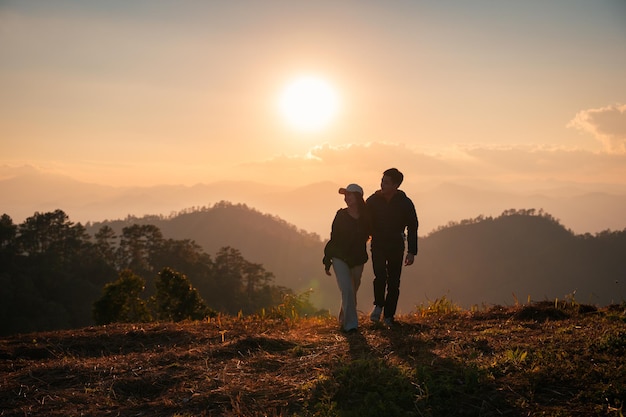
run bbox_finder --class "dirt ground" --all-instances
[1,302,625,416]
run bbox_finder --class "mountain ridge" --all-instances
[84,205,626,313]
[2,166,626,236]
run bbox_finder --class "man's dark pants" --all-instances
[371,243,404,319]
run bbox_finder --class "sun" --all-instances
[278,75,340,133]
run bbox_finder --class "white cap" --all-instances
[338,183,364,196]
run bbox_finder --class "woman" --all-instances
[323,183,371,333]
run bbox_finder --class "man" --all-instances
[366,168,418,326]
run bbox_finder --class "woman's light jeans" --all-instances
[331,258,364,331]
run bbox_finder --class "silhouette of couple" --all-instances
[323,168,418,332]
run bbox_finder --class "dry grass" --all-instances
[1,302,625,416]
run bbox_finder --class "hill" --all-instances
[407,210,626,309]
[3,203,625,337]
[85,202,336,310]
[3,165,626,237]
[1,303,625,416]
[86,206,626,315]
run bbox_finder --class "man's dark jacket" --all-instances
[366,190,418,254]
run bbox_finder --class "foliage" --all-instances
[85,201,332,312]
[264,288,321,320]
[152,267,211,321]
[92,269,151,325]
[415,208,626,308]
[117,224,163,277]
[91,204,626,313]
[0,210,115,335]
[0,209,298,335]
[210,246,281,315]
[415,295,462,316]
[3,205,626,336]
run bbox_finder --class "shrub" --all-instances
[152,267,211,321]
[93,269,151,325]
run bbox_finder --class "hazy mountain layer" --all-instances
[3,166,626,238]
[4,167,625,313]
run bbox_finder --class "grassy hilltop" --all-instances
[1,301,625,417]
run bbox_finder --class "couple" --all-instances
[323,168,419,332]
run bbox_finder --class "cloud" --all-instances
[568,104,626,153]
[463,145,626,184]
[5,142,626,194]
[308,142,459,175]
[239,142,626,188]
[238,142,464,186]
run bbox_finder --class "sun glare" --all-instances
[278,75,340,133]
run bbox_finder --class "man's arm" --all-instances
[405,199,419,260]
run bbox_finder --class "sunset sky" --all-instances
[1,1,626,192]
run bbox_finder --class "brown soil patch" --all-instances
[1,303,624,416]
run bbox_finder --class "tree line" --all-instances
[0,209,312,336]
[4,206,623,336]
[414,209,626,308]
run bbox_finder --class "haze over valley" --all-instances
[3,165,626,239]
[3,171,624,327]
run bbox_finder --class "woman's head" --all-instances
[339,183,365,209]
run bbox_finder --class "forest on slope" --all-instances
[1,203,624,335]
[0,206,320,336]
[412,210,626,308]
[88,204,625,310]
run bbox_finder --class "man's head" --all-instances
[381,168,403,197]
[383,168,403,186]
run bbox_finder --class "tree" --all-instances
[152,238,212,278]
[94,225,117,267]
[210,246,247,312]
[0,214,17,277]
[242,261,279,313]
[207,246,286,314]
[117,224,163,277]
[2,210,301,334]
[153,267,210,321]
[17,210,89,258]
[93,270,151,325]
[0,214,17,252]
[10,210,103,331]
[0,214,18,335]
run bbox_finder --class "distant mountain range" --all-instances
[2,165,626,239]
[3,166,626,312]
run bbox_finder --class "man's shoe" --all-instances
[370,305,383,322]
[383,317,394,327]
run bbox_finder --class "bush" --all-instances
[152,267,211,321]
[93,270,151,325]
